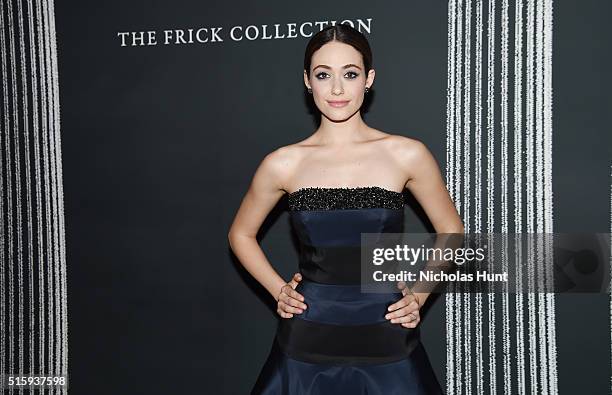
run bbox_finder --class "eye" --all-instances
[315,72,329,80]
[345,71,359,79]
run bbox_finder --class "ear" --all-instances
[366,68,376,89]
[303,69,311,90]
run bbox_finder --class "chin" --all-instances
[323,107,359,121]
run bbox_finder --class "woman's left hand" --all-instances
[385,281,423,328]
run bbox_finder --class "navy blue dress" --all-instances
[252,187,444,395]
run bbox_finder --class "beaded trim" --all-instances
[287,186,404,211]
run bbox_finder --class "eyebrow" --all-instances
[312,63,362,71]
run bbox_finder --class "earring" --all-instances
[365,86,370,94]
[307,88,312,94]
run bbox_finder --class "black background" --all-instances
[55,1,611,393]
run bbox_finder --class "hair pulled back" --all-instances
[303,24,372,79]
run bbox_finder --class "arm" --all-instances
[402,140,465,235]
[401,139,465,307]
[386,138,465,328]
[228,148,289,299]
[227,148,307,316]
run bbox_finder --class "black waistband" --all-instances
[276,317,421,365]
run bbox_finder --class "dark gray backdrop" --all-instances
[55,1,611,394]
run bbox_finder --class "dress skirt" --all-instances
[251,280,444,395]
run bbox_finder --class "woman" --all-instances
[228,24,464,394]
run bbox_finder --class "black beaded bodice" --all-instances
[287,186,405,211]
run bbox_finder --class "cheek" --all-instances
[345,85,365,102]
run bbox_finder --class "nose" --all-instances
[331,77,344,95]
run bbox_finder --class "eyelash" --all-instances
[315,71,359,80]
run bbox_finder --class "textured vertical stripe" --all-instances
[474,1,484,391]
[500,0,511,392]
[525,0,538,391]
[445,1,457,393]
[6,0,19,384]
[446,1,557,393]
[455,2,464,393]
[462,0,472,392]
[543,1,558,392]
[35,0,49,379]
[16,0,35,380]
[535,1,550,393]
[514,1,526,393]
[455,0,463,222]
[48,0,67,378]
[1,0,67,392]
[486,1,497,393]
[0,0,9,380]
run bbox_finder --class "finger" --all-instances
[397,281,407,290]
[402,285,415,297]
[388,295,416,312]
[281,284,304,304]
[281,284,293,295]
[401,317,420,328]
[279,301,303,314]
[390,312,419,324]
[285,295,307,310]
[278,292,289,304]
[288,273,302,289]
[279,300,302,314]
[278,292,306,310]
[386,305,419,320]
[387,294,419,311]
[286,288,306,305]
[277,308,293,319]
[402,285,416,297]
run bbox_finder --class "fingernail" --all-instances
[385,314,390,319]
[391,319,397,323]
[388,306,393,311]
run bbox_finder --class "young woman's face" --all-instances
[304,41,374,122]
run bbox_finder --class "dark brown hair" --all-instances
[303,24,373,79]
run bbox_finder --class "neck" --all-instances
[313,111,370,146]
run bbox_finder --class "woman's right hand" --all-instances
[276,273,307,318]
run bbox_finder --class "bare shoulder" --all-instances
[374,133,439,184]
[378,133,429,163]
[258,142,308,192]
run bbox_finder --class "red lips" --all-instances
[327,100,350,108]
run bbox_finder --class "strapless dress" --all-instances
[251,186,444,395]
